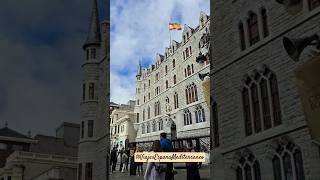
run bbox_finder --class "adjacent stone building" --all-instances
[110,100,136,150]
[0,122,79,180]
[78,0,110,179]
[210,0,320,179]
[134,12,211,147]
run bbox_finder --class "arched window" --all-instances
[158,119,163,131]
[242,69,282,136]
[174,92,179,109]
[143,109,145,121]
[187,65,191,76]
[147,106,150,119]
[146,122,150,133]
[261,8,269,38]
[141,124,145,134]
[247,12,260,45]
[89,83,95,99]
[184,109,192,125]
[165,65,168,74]
[172,59,176,69]
[251,83,261,133]
[186,88,189,104]
[195,105,206,123]
[272,143,305,180]
[152,121,156,132]
[82,83,86,100]
[235,154,261,180]
[239,22,246,50]
[166,80,169,89]
[186,48,189,57]
[191,64,194,73]
[173,75,177,84]
[189,46,192,55]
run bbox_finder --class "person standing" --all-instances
[110,147,118,173]
[119,148,124,171]
[159,133,174,180]
[129,146,137,176]
[185,141,200,180]
[121,151,129,173]
[136,147,144,176]
[144,140,166,180]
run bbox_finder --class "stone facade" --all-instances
[210,0,320,179]
[110,101,137,150]
[134,12,211,143]
[78,0,109,179]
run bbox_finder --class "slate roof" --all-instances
[83,0,101,49]
[0,127,30,139]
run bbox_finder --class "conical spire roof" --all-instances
[83,0,101,49]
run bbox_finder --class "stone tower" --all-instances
[78,0,109,179]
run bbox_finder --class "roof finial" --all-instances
[83,0,101,50]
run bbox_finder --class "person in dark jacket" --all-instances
[160,133,174,180]
[129,146,137,176]
[110,147,118,173]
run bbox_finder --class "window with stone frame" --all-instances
[90,48,96,59]
[239,22,246,51]
[174,92,179,109]
[247,12,260,46]
[183,109,192,125]
[85,163,93,180]
[166,80,169,89]
[189,46,192,56]
[165,65,168,74]
[241,67,282,136]
[261,8,269,38]
[158,119,163,130]
[87,120,94,137]
[186,83,198,104]
[136,113,140,123]
[148,92,150,100]
[86,50,89,60]
[82,83,86,100]
[186,47,189,58]
[146,122,150,133]
[172,59,176,69]
[81,121,85,138]
[272,142,305,180]
[235,154,261,180]
[152,121,156,132]
[143,109,145,121]
[173,75,177,84]
[308,0,320,10]
[141,124,145,134]
[147,106,151,119]
[195,105,206,123]
[88,83,94,99]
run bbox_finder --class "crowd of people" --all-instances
[110,132,201,180]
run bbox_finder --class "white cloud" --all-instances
[110,0,210,104]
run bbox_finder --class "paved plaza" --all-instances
[109,163,210,180]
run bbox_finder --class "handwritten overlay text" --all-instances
[134,152,206,162]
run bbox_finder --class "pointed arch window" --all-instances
[184,109,192,125]
[166,80,169,89]
[146,122,150,133]
[261,8,269,38]
[165,65,168,74]
[195,105,205,123]
[173,75,177,84]
[141,124,145,134]
[186,48,189,57]
[89,83,94,99]
[172,59,176,69]
[189,46,192,56]
[152,121,156,132]
[242,68,282,136]
[239,22,246,51]
[235,154,261,180]
[174,92,179,109]
[247,12,260,46]
[272,143,305,180]
[158,119,163,131]
[147,106,151,119]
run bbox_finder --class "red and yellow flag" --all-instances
[169,23,182,30]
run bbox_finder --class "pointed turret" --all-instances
[83,0,101,50]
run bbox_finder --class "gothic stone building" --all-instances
[78,0,110,179]
[210,0,320,179]
[134,12,211,148]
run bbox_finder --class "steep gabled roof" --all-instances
[83,0,101,49]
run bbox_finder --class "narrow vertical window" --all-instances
[172,59,175,69]
[191,64,194,73]
[251,84,262,133]
[189,46,192,55]
[78,163,82,180]
[186,88,189,104]
[270,74,281,126]
[294,149,305,180]
[260,79,271,129]
[239,22,246,50]
[247,12,260,45]
[81,121,84,138]
[86,50,89,60]
[85,163,93,180]
[89,83,94,99]
[82,84,86,100]
[148,106,150,119]
[165,65,168,74]
[186,48,189,57]
[244,164,252,180]
[253,161,261,180]
[173,75,176,84]
[283,153,293,180]
[136,113,139,123]
[242,88,252,136]
[261,8,269,37]
[166,80,169,89]
[88,120,94,137]
[143,109,145,121]
[272,156,282,180]
[236,167,243,180]
[90,48,96,59]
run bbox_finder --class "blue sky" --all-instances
[110,0,210,104]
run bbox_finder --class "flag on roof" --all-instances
[169,23,182,30]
